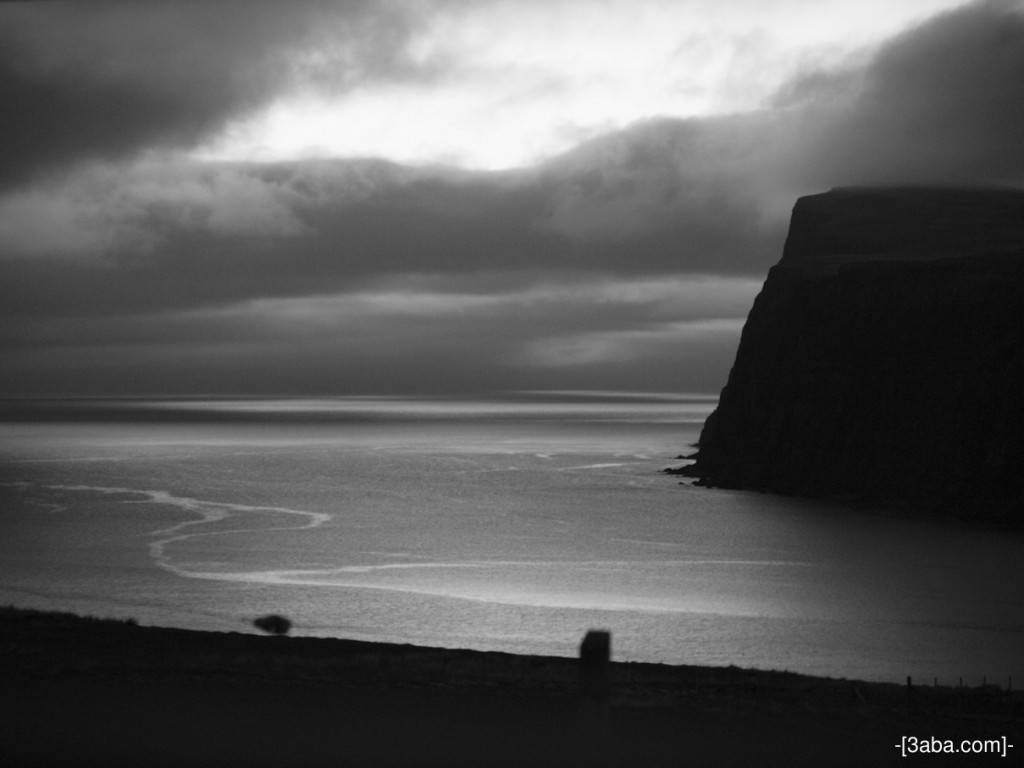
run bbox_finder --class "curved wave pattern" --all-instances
[38,483,331,578]
[24,483,813,617]
[159,555,816,617]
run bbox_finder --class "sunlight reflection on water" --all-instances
[1,395,1021,684]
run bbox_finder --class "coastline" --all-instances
[3,607,1019,767]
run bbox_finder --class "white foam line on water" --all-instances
[612,538,685,549]
[33,482,331,579]
[310,558,818,573]
[156,567,782,617]
[164,557,816,594]
[19,483,813,608]
[2,457,130,464]
[557,462,630,471]
[13,481,808,617]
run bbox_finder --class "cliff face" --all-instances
[684,187,1024,525]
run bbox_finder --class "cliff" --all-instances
[680,187,1024,525]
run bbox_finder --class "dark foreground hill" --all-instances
[677,187,1024,525]
[1,608,1020,767]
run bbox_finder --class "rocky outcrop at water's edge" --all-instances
[676,187,1024,526]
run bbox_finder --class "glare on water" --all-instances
[1,395,1021,684]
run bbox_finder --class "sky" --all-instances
[2,0,1023,397]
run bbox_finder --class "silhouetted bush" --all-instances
[253,614,291,636]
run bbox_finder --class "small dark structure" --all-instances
[253,614,292,636]
[579,629,611,698]
[577,629,612,764]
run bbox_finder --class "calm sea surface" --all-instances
[1,394,1021,684]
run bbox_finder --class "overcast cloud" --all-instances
[0,0,430,190]
[1,0,1022,396]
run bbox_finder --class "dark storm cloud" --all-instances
[536,115,791,267]
[0,276,755,395]
[540,0,1024,256]
[3,0,1024,396]
[6,0,1019,315]
[0,150,785,322]
[0,0,437,191]
[778,0,1024,186]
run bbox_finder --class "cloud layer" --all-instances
[0,0,429,190]
[1,0,1023,396]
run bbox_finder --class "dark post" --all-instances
[577,630,611,764]
[580,630,611,698]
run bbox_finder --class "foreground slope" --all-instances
[3,608,1019,767]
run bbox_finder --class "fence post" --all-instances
[1010,676,1015,721]
[580,630,611,698]
[577,630,611,765]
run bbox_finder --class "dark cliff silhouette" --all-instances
[679,187,1024,525]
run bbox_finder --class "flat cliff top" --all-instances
[781,186,1024,268]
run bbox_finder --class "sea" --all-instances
[1,393,1021,685]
